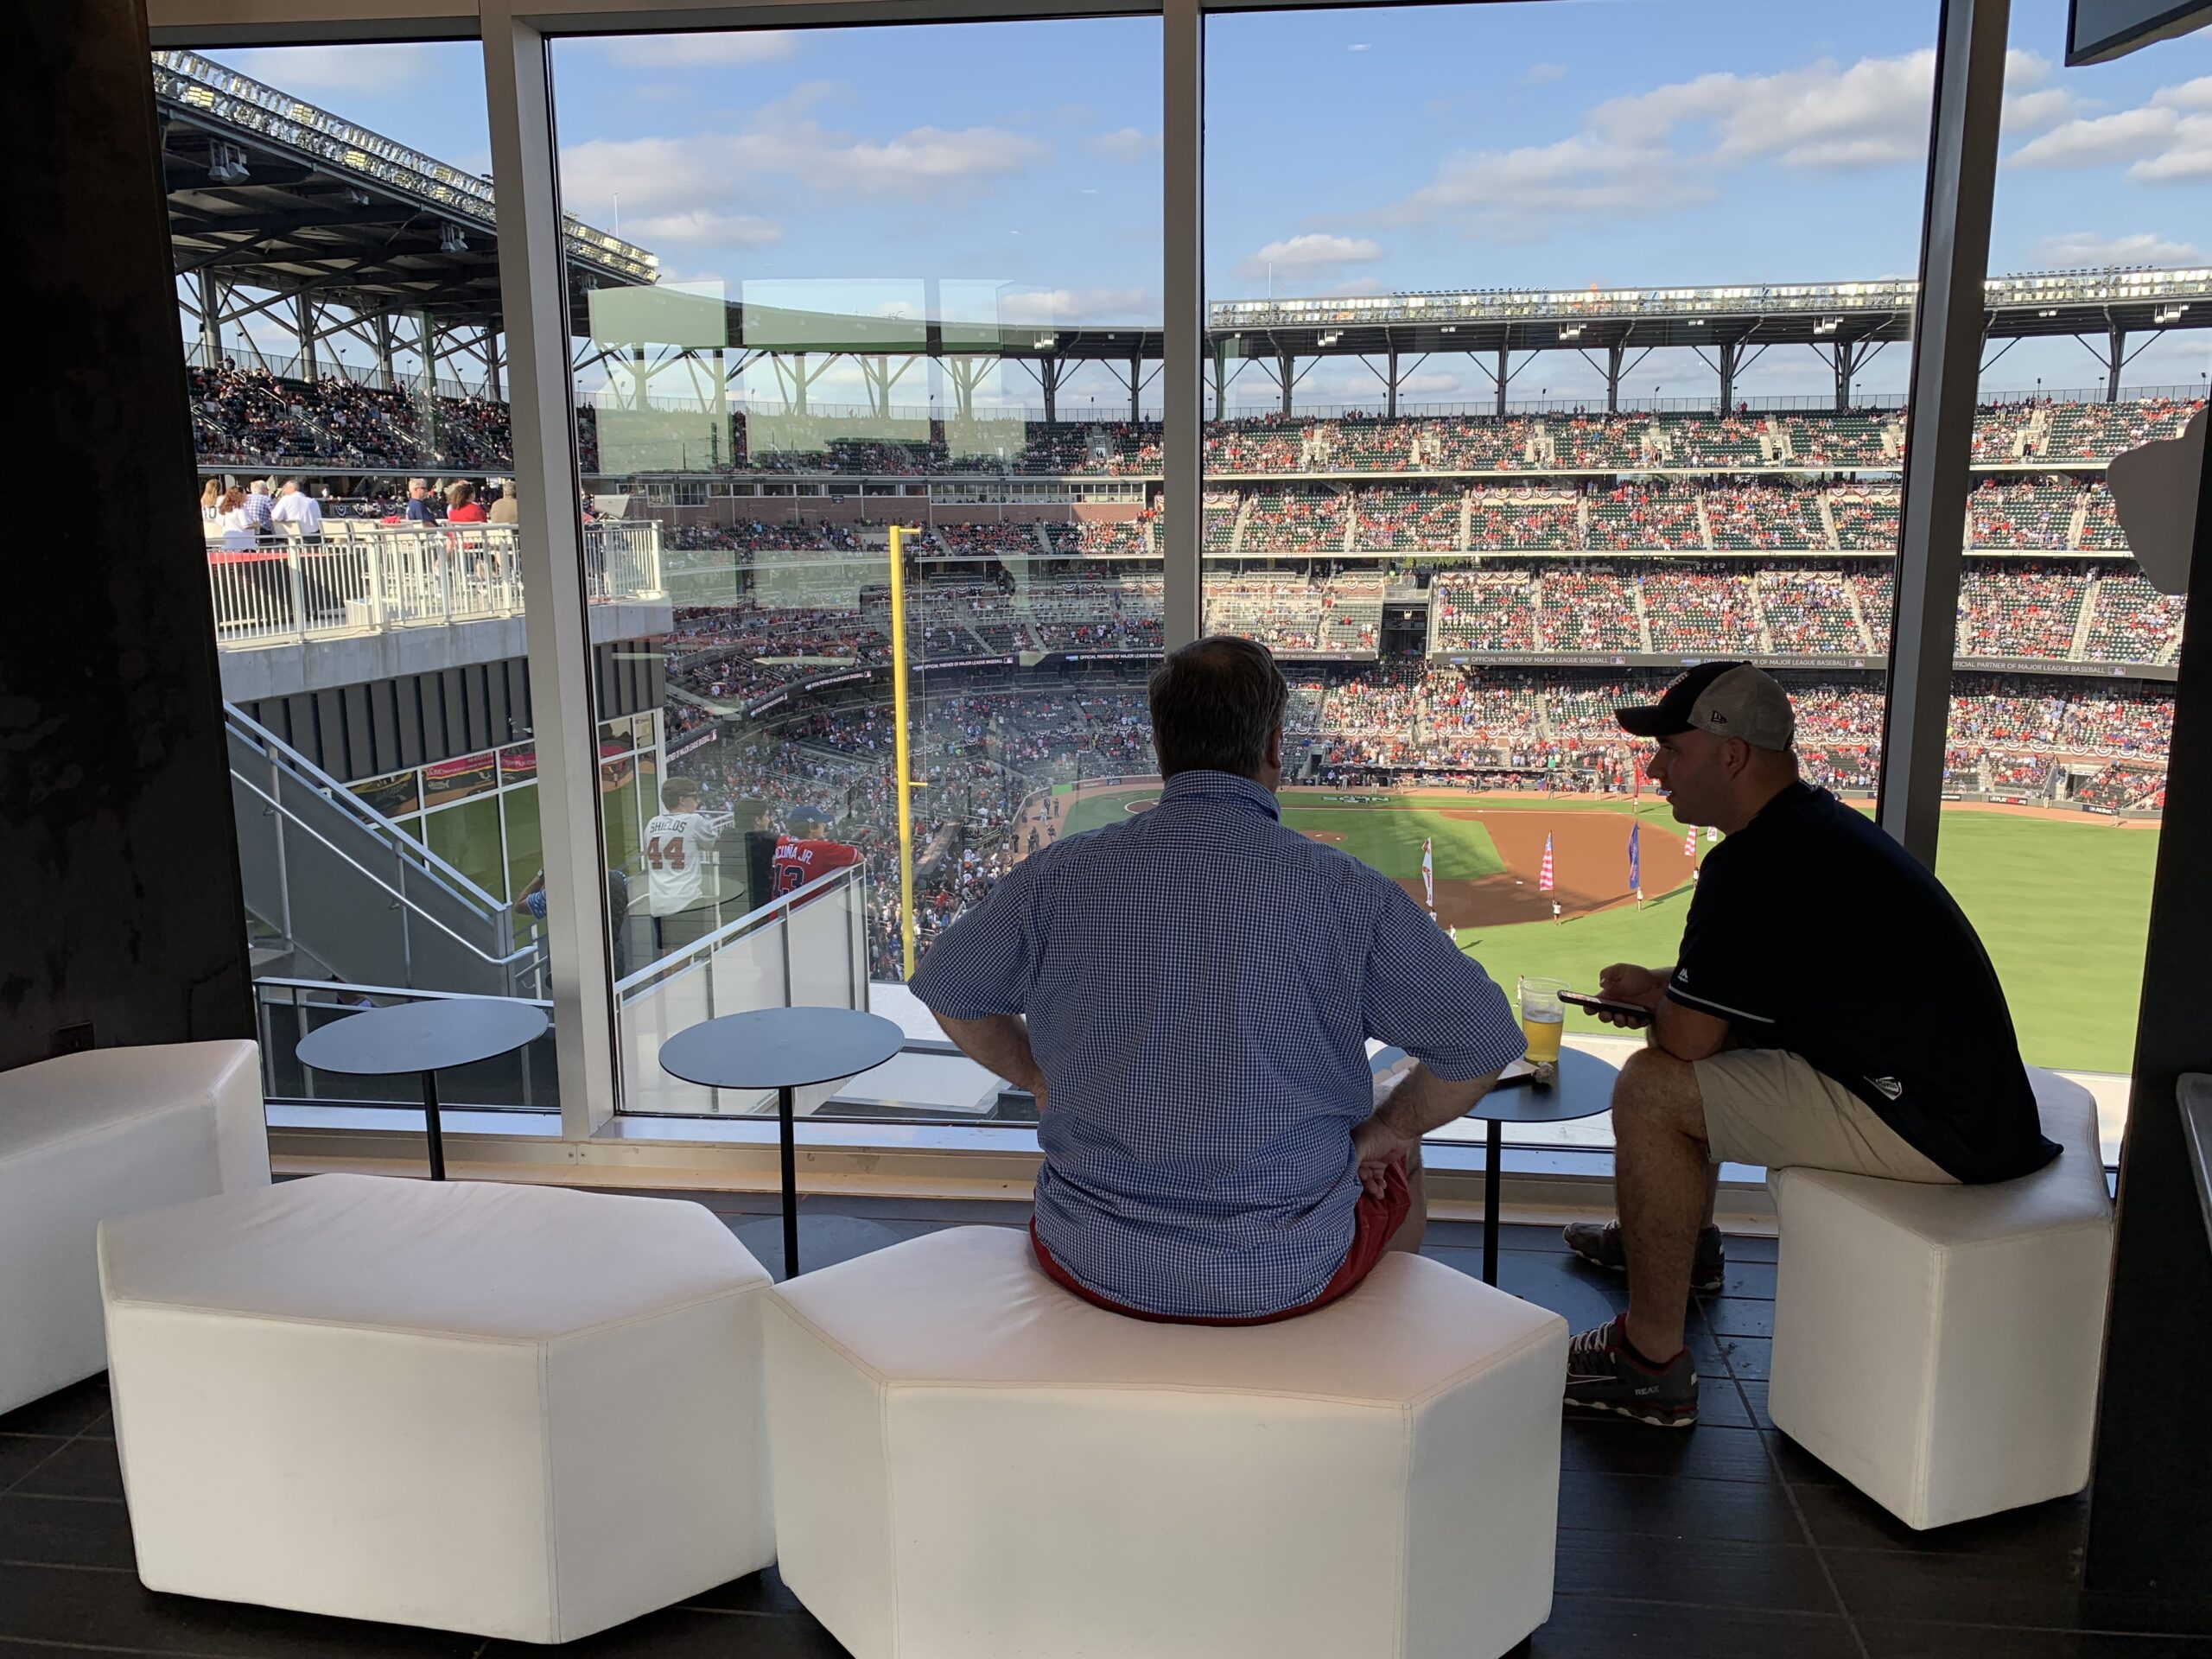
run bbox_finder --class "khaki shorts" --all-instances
[1693,1049,1956,1184]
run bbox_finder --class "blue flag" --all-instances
[1627,822,1641,891]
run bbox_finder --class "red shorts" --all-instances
[1029,1156,1413,1326]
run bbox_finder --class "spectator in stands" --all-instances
[404,478,439,524]
[243,478,276,536]
[214,488,254,552]
[514,867,632,980]
[271,479,322,543]
[1560,661,2058,1429]
[488,481,519,525]
[909,636,1525,1322]
[199,479,222,522]
[715,796,779,918]
[446,480,487,523]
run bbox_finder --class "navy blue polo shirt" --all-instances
[1669,781,2058,1185]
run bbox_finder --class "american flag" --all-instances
[1539,831,1554,893]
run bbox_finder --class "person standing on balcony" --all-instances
[643,777,727,957]
[243,478,276,538]
[271,479,322,543]
[403,478,440,525]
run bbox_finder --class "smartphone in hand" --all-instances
[1559,990,1653,1021]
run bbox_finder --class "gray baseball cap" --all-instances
[1616,661,1796,751]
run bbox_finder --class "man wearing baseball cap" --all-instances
[1561,660,2056,1429]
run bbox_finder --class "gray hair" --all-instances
[1147,635,1289,781]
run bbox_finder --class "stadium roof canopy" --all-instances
[710,266,2212,363]
[157,49,656,329]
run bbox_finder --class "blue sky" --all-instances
[208,0,2211,410]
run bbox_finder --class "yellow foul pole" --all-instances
[887,524,918,979]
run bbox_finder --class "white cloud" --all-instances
[222,44,447,92]
[2010,105,2179,168]
[1592,49,1936,171]
[560,118,1047,225]
[1348,43,1370,52]
[629,210,784,248]
[1382,131,1717,242]
[2006,74,2212,184]
[2031,231,2205,267]
[1083,128,1158,164]
[601,33,798,67]
[1238,233,1383,279]
[1525,62,1568,86]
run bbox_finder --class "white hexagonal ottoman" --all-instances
[99,1173,774,1643]
[764,1225,1568,1659]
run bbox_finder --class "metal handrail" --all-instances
[613,861,866,1004]
[227,704,503,912]
[230,769,541,972]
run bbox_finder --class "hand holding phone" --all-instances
[1560,989,1653,1025]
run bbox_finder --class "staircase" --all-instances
[2068,491,2091,552]
[1695,497,1716,551]
[1818,494,1841,551]
[2069,575,2101,663]
[1750,572,1777,653]
[1630,576,1654,652]
[1230,493,1254,556]
[1460,488,1475,555]
[2023,405,2054,460]
[1844,577,1876,651]
[226,706,542,997]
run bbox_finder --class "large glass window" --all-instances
[550,18,1164,1115]
[168,40,569,1109]
[1202,1,1937,1144]
[1937,0,2210,1159]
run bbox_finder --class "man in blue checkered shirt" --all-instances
[912,636,1526,1323]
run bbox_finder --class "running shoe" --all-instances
[1562,1220,1726,1296]
[1563,1317,1699,1428]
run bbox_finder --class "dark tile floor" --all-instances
[4,1192,2203,1658]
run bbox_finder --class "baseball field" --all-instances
[1055,783,2158,1075]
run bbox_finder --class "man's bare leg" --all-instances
[1611,1048,1713,1363]
[1385,1140,1427,1255]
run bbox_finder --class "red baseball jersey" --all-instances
[770,836,861,897]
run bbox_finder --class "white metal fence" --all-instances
[207,521,663,647]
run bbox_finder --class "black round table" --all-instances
[1464,1045,1618,1282]
[660,1007,906,1279]
[296,997,549,1181]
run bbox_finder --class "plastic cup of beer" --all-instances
[1518,976,1568,1065]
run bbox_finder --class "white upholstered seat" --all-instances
[0,1039,266,1414]
[1768,1068,2113,1529]
[764,1224,1567,1659]
[99,1173,774,1643]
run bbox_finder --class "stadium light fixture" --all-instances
[207,139,250,183]
[439,223,468,253]
[2154,304,2188,324]
[1558,324,1584,341]
[1034,334,1057,350]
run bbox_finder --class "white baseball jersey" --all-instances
[642,810,722,915]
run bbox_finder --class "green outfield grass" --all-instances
[1457,806,2156,1075]
[1278,806,1505,880]
[1055,784,2158,1074]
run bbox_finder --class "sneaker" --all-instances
[1563,1318,1699,1428]
[1562,1220,1726,1295]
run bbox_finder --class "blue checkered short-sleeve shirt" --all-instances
[910,770,1525,1318]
